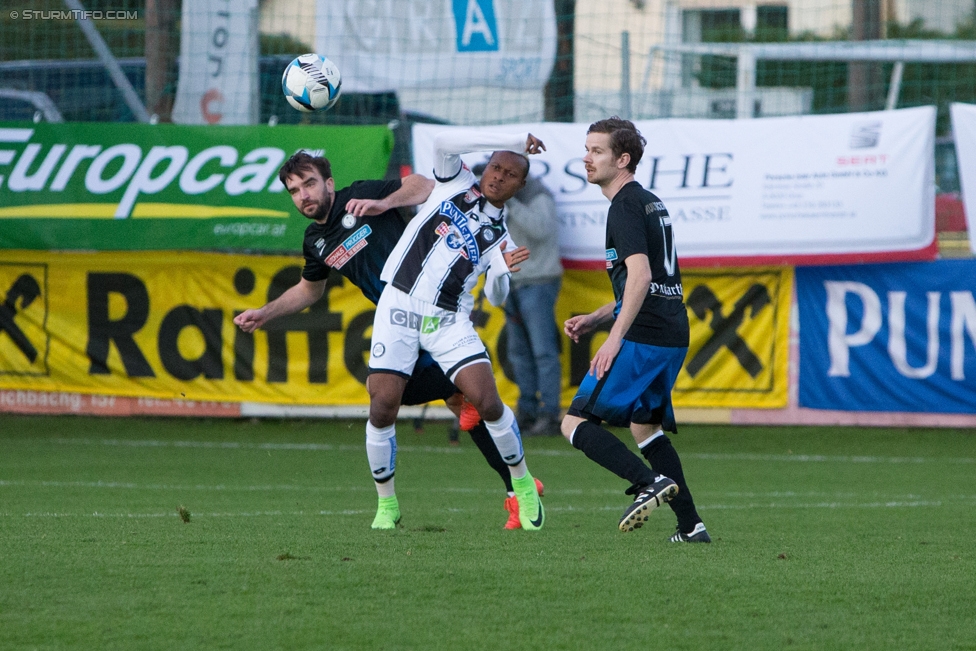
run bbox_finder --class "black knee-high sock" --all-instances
[572,422,656,487]
[641,434,701,532]
[468,421,513,493]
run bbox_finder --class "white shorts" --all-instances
[368,286,489,381]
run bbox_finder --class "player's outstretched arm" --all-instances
[233,277,326,333]
[432,130,543,180]
[345,174,435,217]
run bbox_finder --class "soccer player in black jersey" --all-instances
[560,118,710,542]
[233,152,540,528]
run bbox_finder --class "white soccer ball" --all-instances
[281,53,342,112]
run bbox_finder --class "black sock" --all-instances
[571,421,656,487]
[641,434,701,532]
[468,421,513,493]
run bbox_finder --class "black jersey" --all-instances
[301,179,405,304]
[605,181,689,347]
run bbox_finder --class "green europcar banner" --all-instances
[0,122,393,251]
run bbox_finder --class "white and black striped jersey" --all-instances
[380,131,529,314]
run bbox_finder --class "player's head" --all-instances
[584,117,645,185]
[279,151,335,222]
[480,150,529,207]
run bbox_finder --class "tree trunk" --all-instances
[544,0,575,122]
[848,0,883,111]
[145,0,180,122]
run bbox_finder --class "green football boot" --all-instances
[512,472,544,531]
[371,495,401,530]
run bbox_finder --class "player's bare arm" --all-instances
[564,303,615,343]
[345,174,435,217]
[233,277,326,333]
[589,253,651,379]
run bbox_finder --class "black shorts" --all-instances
[400,350,459,406]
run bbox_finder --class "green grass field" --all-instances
[1,415,974,650]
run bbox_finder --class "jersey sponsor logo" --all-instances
[390,308,421,330]
[438,200,480,264]
[341,213,356,229]
[371,343,386,358]
[390,308,455,332]
[605,248,618,269]
[482,228,495,242]
[647,281,684,298]
[647,201,667,214]
[421,316,445,334]
[324,224,372,269]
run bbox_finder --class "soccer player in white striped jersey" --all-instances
[364,130,547,530]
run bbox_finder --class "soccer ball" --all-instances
[281,53,342,112]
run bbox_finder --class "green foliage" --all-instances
[692,13,976,132]
[1,416,974,650]
[259,33,312,57]
[0,0,146,62]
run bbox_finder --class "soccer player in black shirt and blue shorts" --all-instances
[560,118,710,542]
[365,130,547,531]
[234,152,540,529]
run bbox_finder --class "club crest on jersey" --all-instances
[325,224,371,269]
[606,248,618,269]
[341,213,357,229]
[445,232,464,250]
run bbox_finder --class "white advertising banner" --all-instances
[949,103,976,253]
[314,0,556,92]
[172,0,259,125]
[412,107,937,266]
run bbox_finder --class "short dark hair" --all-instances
[487,150,530,180]
[278,151,332,185]
[587,117,646,173]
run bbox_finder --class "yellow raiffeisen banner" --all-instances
[0,251,791,408]
[674,267,793,407]
[557,267,792,409]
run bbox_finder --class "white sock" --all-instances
[366,421,397,494]
[375,477,396,498]
[637,430,665,449]
[485,405,527,479]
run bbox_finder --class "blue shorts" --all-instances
[568,340,687,431]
